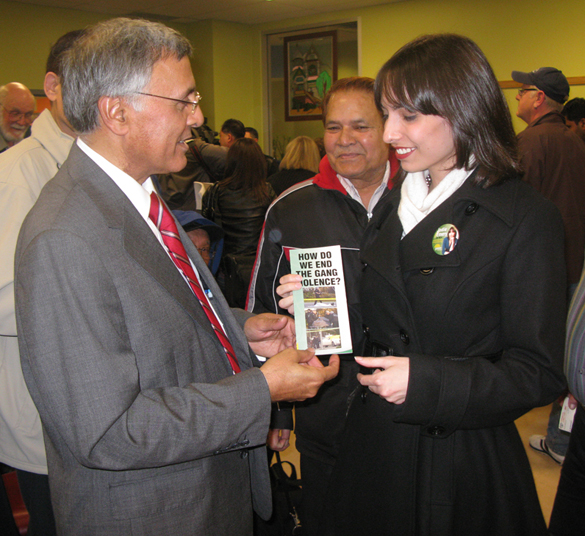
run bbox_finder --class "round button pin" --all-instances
[432,224,459,255]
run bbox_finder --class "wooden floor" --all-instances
[280,403,562,524]
[516,404,563,524]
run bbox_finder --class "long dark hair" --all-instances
[375,34,521,187]
[221,138,270,202]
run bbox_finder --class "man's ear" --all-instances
[97,96,130,136]
[534,91,546,108]
[578,118,585,132]
[43,72,60,103]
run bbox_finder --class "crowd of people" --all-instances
[1,16,585,536]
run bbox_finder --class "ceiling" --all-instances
[10,0,401,25]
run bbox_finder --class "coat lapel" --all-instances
[391,173,518,273]
[399,197,462,272]
[361,190,409,303]
[69,145,218,347]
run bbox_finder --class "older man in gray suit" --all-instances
[14,18,338,536]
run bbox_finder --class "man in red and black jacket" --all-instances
[247,77,399,536]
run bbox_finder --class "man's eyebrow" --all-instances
[180,86,197,100]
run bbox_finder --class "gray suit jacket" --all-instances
[15,144,272,535]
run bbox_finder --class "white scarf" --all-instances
[398,166,476,236]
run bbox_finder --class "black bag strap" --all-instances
[272,452,299,484]
[273,452,303,534]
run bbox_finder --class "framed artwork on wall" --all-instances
[284,30,337,121]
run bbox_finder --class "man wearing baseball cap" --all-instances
[513,66,585,466]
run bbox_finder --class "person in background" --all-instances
[268,136,320,196]
[174,209,224,276]
[562,97,585,143]
[219,118,245,148]
[0,29,85,536]
[244,126,259,141]
[0,83,35,152]
[512,66,585,465]
[322,34,566,536]
[245,126,280,177]
[549,261,585,536]
[248,77,398,536]
[157,128,228,211]
[202,137,276,308]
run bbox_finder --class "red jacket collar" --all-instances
[312,150,399,193]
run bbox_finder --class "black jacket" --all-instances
[268,168,316,196]
[202,182,275,257]
[325,174,567,536]
[247,154,399,463]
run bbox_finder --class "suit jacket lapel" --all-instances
[69,145,218,346]
[180,228,255,371]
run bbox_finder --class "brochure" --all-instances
[289,245,352,355]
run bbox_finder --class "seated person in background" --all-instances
[173,210,224,276]
[268,136,320,196]
[245,126,280,177]
[202,138,276,307]
[157,126,227,211]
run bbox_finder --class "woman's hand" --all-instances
[276,273,302,315]
[356,356,410,404]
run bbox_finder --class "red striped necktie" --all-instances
[149,192,241,373]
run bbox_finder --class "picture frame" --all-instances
[284,30,337,121]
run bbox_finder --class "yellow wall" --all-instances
[0,1,108,90]
[253,0,585,134]
[182,21,215,129]
[2,0,585,136]
[207,20,261,134]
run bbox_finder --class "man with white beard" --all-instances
[0,82,35,152]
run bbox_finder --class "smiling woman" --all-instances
[322,34,567,536]
[382,107,455,187]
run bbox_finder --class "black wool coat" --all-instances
[324,174,567,536]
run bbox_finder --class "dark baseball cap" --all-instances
[511,67,569,104]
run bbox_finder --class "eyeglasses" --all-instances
[517,88,539,97]
[136,91,201,113]
[1,104,34,122]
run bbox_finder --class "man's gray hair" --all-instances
[0,85,8,105]
[544,95,564,114]
[62,18,192,134]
